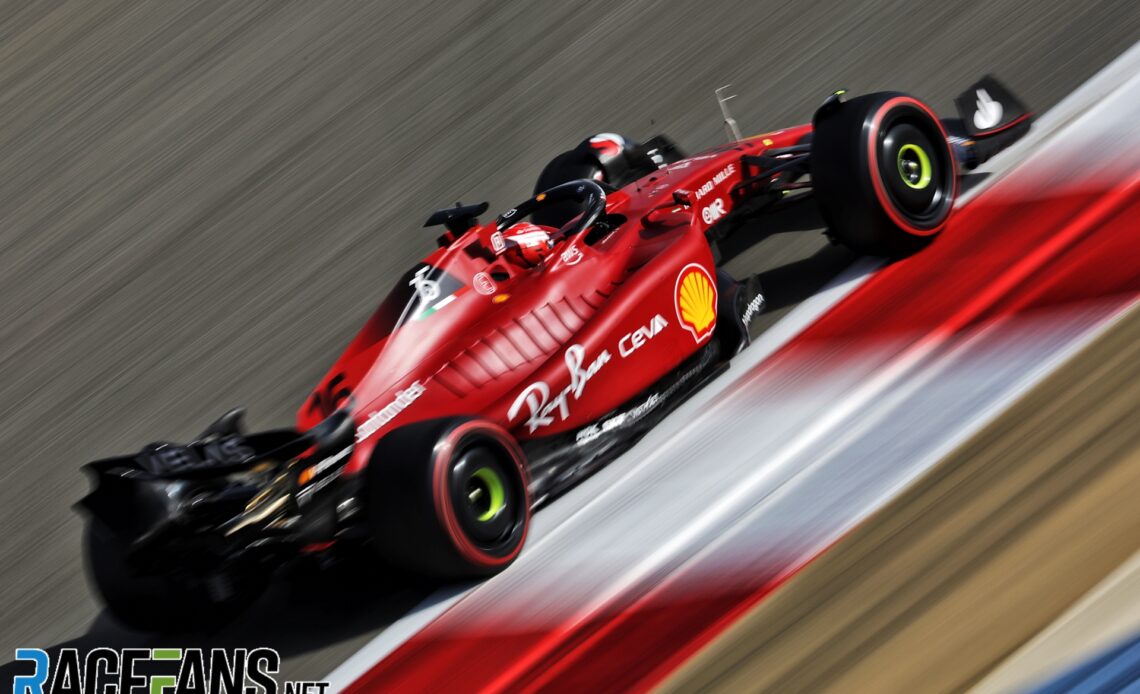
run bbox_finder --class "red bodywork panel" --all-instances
[297,125,813,476]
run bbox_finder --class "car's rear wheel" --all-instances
[811,92,956,257]
[367,417,530,578]
[84,522,259,632]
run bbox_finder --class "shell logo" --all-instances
[674,263,717,343]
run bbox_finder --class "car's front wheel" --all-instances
[811,91,957,257]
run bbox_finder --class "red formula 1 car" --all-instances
[78,78,1031,629]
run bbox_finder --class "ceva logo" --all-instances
[619,314,668,358]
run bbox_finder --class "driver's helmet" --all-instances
[502,221,558,267]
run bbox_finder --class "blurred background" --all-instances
[1,0,1139,690]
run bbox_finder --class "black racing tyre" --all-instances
[811,92,956,257]
[532,149,606,227]
[84,522,261,632]
[367,417,530,579]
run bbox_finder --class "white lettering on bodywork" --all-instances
[356,381,427,442]
[508,345,611,433]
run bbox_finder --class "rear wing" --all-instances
[76,408,355,543]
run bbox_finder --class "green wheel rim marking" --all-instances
[897,143,932,190]
[471,467,506,522]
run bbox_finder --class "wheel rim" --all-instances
[875,112,953,229]
[896,143,932,190]
[448,445,523,549]
[467,467,506,522]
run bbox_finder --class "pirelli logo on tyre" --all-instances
[674,263,717,343]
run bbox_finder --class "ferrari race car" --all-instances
[78,78,1031,630]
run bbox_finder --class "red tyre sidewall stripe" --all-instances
[866,96,957,237]
[431,420,531,568]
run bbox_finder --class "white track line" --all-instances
[973,545,1140,694]
[324,256,882,689]
[325,41,1140,690]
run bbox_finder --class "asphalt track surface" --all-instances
[664,302,1140,694]
[0,0,1137,685]
[333,41,1140,690]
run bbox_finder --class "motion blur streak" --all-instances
[976,550,1140,692]
[1030,632,1140,694]
[341,46,1140,694]
[668,290,1140,693]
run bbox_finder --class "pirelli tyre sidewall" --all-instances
[367,417,530,579]
[811,92,956,257]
